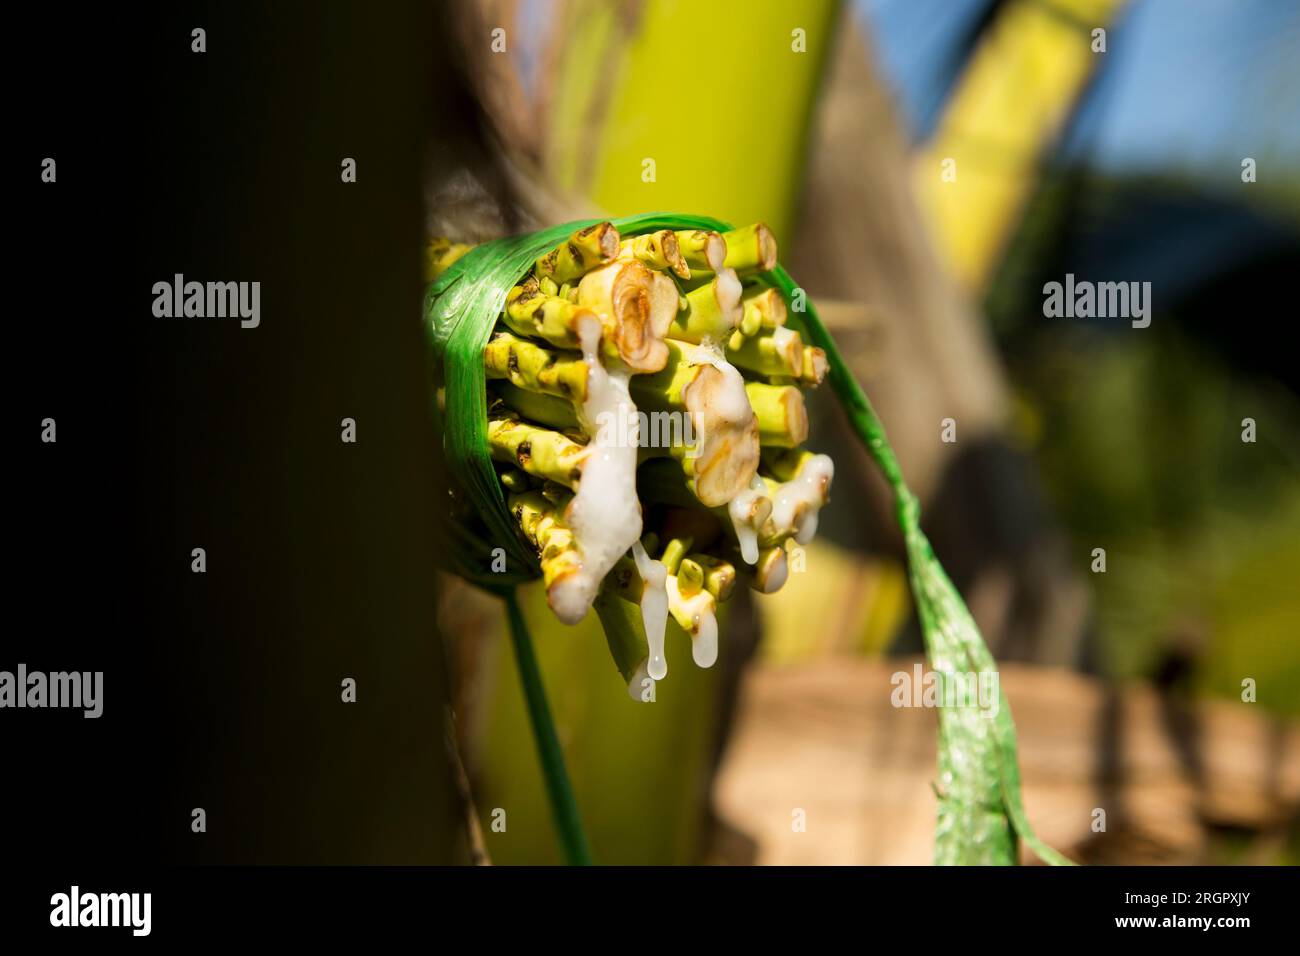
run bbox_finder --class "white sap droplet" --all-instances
[684,341,767,564]
[666,576,719,669]
[632,540,668,681]
[691,609,718,668]
[769,454,835,545]
[795,511,820,545]
[686,340,751,427]
[715,268,743,327]
[732,511,759,566]
[771,325,801,366]
[728,473,771,565]
[556,317,645,624]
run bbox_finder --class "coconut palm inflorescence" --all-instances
[428,219,833,696]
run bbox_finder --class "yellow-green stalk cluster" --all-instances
[434,221,835,695]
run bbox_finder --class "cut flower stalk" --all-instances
[534,221,620,285]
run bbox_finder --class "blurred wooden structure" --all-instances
[712,658,1299,864]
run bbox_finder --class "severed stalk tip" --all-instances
[535,222,621,285]
[751,545,789,594]
[722,223,778,274]
[801,346,828,387]
[577,259,676,373]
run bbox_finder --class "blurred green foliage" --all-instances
[990,173,1300,717]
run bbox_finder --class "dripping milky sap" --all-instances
[550,317,644,624]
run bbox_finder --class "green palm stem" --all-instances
[503,589,593,866]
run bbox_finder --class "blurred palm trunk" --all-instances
[132,0,468,863]
[787,5,1098,670]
